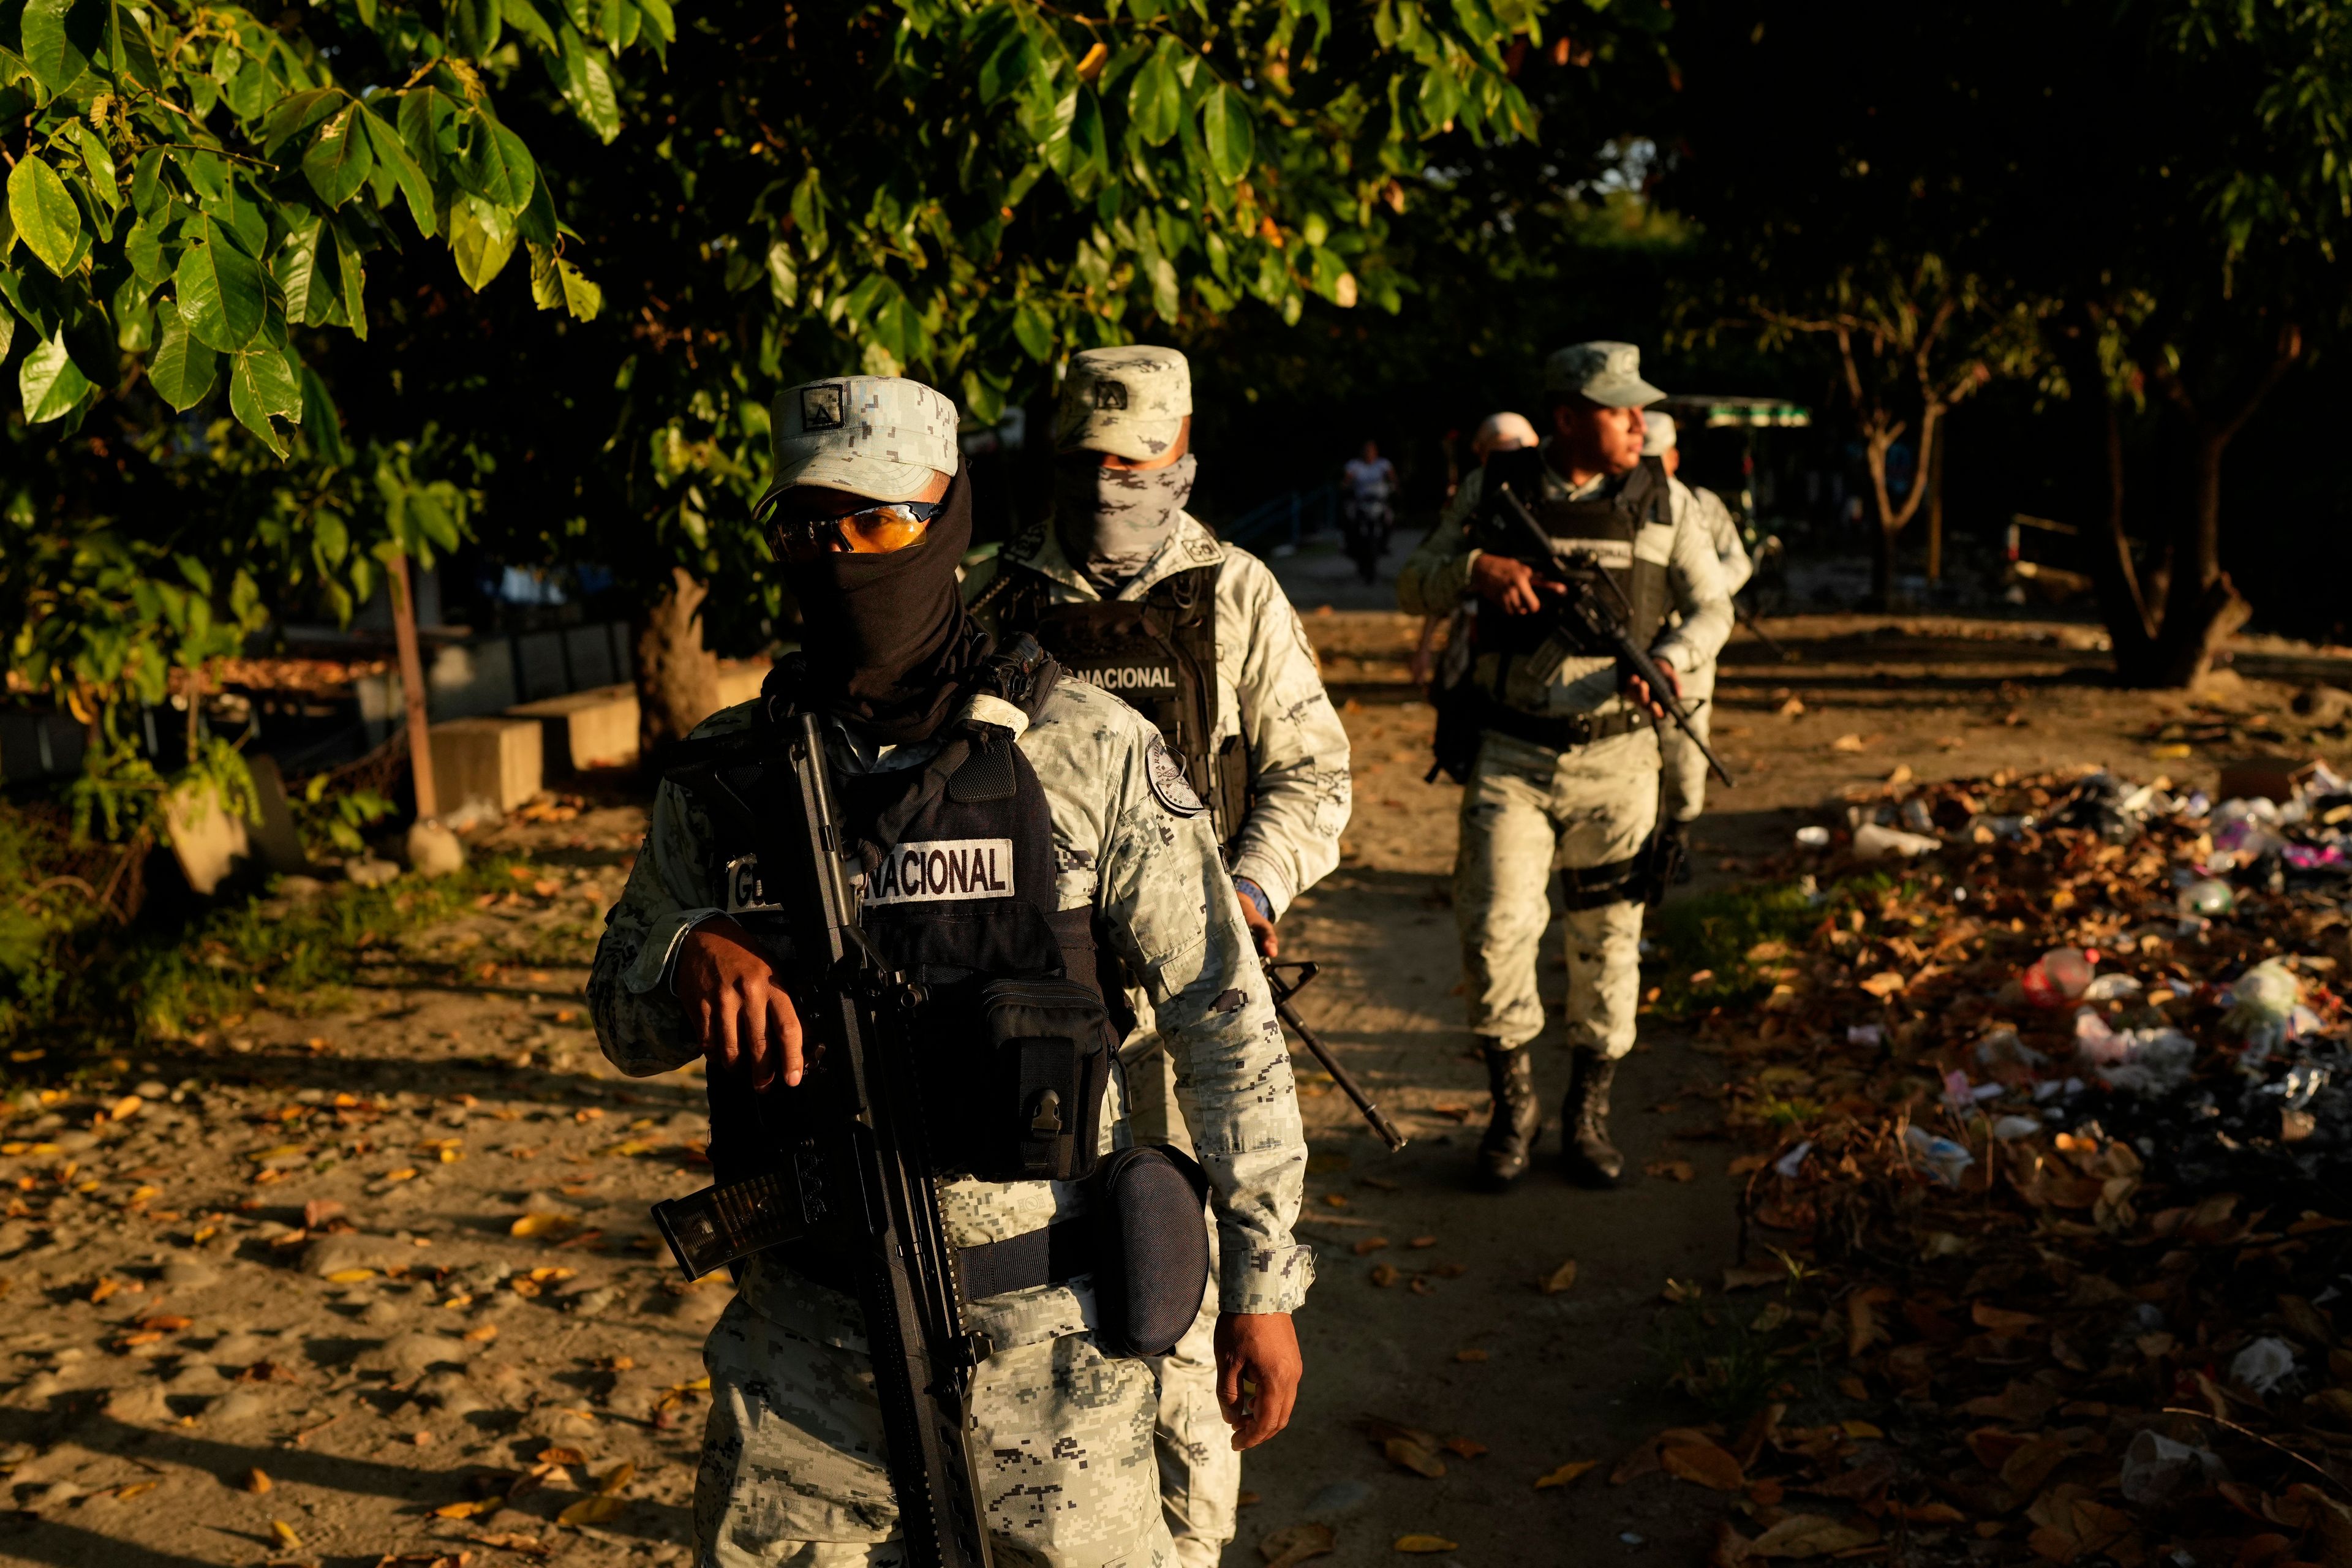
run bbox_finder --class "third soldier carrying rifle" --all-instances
[1400,342,1732,1192]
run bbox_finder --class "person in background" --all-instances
[1412,413,1539,688]
[1340,439,1400,584]
[1644,410,1751,828]
[1398,344,1731,1193]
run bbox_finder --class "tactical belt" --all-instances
[953,1217,1095,1302]
[782,1217,1095,1302]
[1482,703,1649,753]
[1560,849,1649,911]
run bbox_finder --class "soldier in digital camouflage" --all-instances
[961,345,1350,1567]
[590,373,1314,1567]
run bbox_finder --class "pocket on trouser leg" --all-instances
[1559,900,1646,1058]
[1150,1273,1237,1556]
[696,1295,899,1568]
[975,1334,1175,1568]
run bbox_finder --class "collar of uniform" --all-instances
[1536,439,1614,503]
[1004,511,1224,601]
[829,689,1029,773]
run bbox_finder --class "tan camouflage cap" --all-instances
[1544,341,1666,409]
[1642,410,1678,454]
[1057,345,1192,461]
[753,376,960,516]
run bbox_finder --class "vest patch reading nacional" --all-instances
[1145,735,1205,818]
[864,838,1017,905]
[1069,663,1178,693]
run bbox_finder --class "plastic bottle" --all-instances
[2021,946,2096,1007]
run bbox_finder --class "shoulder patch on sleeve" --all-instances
[1145,735,1205,818]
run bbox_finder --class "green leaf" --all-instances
[0,299,15,363]
[175,227,266,352]
[1416,66,1463,133]
[554,254,601,319]
[458,115,537,211]
[554,22,621,142]
[76,124,119,210]
[262,88,344,159]
[634,0,671,55]
[21,0,97,94]
[448,198,518,290]
[502,0,556,50]
[1012,295,1054,361]
[129,148,165,216]
[1128,48,1183,146]
[359,104,435,236]
[764,239,797,305]
[227,347,301,457]
[9,156,84,276]
[299,366,350,465]
[332,221,368,339]
[147,301,217,410]
[272,215,325,325]
[20,328,94,422]
[1201,83,1256,183]
[123,214,166,285]
[447,0,502,57]
[302,105,375,209]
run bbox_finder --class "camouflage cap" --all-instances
[1642,410,1678,454]
[1544,341,1666,409]
[1057,345,1192,461]
[753,375,959,516]
[1473,410,1540,458]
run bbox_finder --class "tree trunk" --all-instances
[1873,522,1901,608]
[633,565,720,760]
[2079,391,2162,684]
[2141,429,2249,687]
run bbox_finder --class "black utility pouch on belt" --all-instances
[1090,1144,1213,1357]
[957,975,1112,1183]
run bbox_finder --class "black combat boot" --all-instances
[1476,1041,1541,1189]
[1561,1049,1624,1188]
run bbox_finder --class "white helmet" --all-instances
[1471,411,1539,458]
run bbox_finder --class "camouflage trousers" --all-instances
[1123,1044,1240,1568]
[1658,658,1717,825]
[696,1286,1174,1568]
[1454,726,1659,1057]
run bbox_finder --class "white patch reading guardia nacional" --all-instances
[864,839,1017,905]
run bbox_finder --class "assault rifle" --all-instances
[650,707,994,1568]
[1263,961,1408,1153]
[1490,481,1736,788]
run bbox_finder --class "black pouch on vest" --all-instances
[1089,1144,1213,1357]
[970,975,1112,1183]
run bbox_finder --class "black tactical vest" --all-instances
[1478,449,1674,660]
[690,653,1111,1197]
[984,562,1249,853]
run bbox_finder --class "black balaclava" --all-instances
[782,464,987,745]
[1051,452,1197,594]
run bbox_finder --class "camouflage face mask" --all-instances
[1052,453,1197,593]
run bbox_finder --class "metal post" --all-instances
[388,552,439,821]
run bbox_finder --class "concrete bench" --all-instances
[430,716,546,814]
[509,684,639,773]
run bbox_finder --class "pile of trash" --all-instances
[1680,762,2352,1564]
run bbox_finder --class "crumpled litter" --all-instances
[2228,1335,2299,1395]
[2073,1011,2198,1098]
[1903,1125,1974,1186]
[1852,821,1939,860]
[2117,1430,2228,1506]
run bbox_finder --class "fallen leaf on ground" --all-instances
[1749,1513,1880,1558]
[1645,1159,1696,1182]
[1539,1259,1577,1294]
[1536,1459,1602,1489]
[1393,1536,1458,1554]
[270,1520,303,1548]
[1369,1264,1399,1287]
[239,1468,271,1494]
[1662,1439,1747,1493]
[1353,1237,1390,1256]
[510,1212,578,1238]
[435,1498,503,1520]
[1382,1437,1446,1477]
[1259,1521,1336,1567]
[1442,1436,1487,1459]
[537,1447,588,1466]
[1453,1348,1488,1363]
[594,1460,635,1495]
[468,1535,554,1558]
[557,1494,630,1527]
[1831,733,1864,752]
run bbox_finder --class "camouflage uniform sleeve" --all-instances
[1396,470,1485,617]
[587,774,725,1078]
[1697,487,1753,595]
[1221,551,1351,919]
[1095,745,1314,1316]
[1652,479,1735,676]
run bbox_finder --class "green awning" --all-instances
[1657,395,1812,429]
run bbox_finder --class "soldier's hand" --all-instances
[1235,880,1279,959]
[1622,660,1682,720]
[1214,1311,1302,1450]
[1469,552,1564,616]
[674,917,806,1091]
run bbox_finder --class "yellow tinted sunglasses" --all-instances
[769,500,943,559]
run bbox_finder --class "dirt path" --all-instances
[1,612,2342,1567]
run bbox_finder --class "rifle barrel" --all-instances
[1264,963,1407,1152]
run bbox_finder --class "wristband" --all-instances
[1234,878,1274,925]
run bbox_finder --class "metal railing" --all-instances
[1219,483,1338,554]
